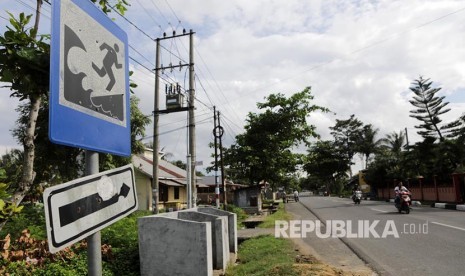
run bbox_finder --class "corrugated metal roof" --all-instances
[160,179,183,187]
[132,154,207,187]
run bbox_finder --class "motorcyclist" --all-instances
[352,187,362,202]
[394,182,402,206]
[293,190,299,202]
[395,182,410,207]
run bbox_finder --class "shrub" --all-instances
[0,208,151,275]
[225,204,248,228]
[0,202,46,240]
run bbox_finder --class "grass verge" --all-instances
[258,202,292,228]
[226,235,298,276]
[227,202,358,276]
[226,235,347,276]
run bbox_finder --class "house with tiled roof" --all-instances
[132,149,206,211]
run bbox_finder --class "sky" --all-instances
[1,0,465,175]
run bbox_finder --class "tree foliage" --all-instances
[329,114,363,176]
[304,140,349,193]
[355,124,382,169]
[409,76,461,141]
[380,131,406,156]
[13,101,84,185]
[223,87,329,186]
[0,10,49,196]
[91,0,131,15]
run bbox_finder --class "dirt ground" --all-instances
[292,239,376,276]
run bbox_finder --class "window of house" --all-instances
[174,187,180,200]
[160,185,168,202]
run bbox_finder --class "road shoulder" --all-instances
[285,201,377,276]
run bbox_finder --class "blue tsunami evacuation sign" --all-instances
[49,0,130,156]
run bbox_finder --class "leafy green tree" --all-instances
[83,97,151,172]
[0,149,23,187]
[0,10,49,200]
[329,114,363,177]
[409,76,461,141]
[223,87,329,186]
[13,101,84,185]
[300,175,323,192]
[365,130,408,182]
[0,168,24,226]
[304,140,350,193]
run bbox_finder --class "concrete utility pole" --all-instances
[188,30,197,207]
[152,38,161,214]
[213,106,220,208]
[218,111,227,208]
[153,29,194,210]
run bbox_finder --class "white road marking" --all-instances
[371,208,388,213]
[431,221,465,232]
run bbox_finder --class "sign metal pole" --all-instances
[85,150,101,276]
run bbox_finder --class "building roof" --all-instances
[201,175,248,188]
[132,154,208,187]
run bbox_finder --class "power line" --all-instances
[220,113,243,134]
[142,119,211,140]
[148,0,172,30]
[102,0,231,128]
[129,56,154,75]
[134,0,161,29]
[158,112,211,128]
[194,49,243,122]
[107,3,155,41]
[163,0,181,23]
[220,117,239,142]
[129,45,155,67]
[14,0,51,20]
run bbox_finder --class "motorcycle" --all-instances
[294,194,299,202]
[396,191,412,214]
[352,191,362,204]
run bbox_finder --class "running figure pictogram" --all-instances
[92,42,122,91]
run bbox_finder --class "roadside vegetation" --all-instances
[227,235,356,276]
[259,202,292,228]
[227,202,359,276]
[226,204,249,229]
[0,202,150,275]
[0,200,368,276]
[227,235,297,276]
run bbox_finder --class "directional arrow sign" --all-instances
[43,164,137,253]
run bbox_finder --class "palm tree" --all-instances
[356,124,383,169]
[382,131,406,157]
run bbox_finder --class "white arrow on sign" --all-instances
[43,164,138,253]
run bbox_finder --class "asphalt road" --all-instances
[292,196,465,276]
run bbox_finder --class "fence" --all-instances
[376,173,465,203]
